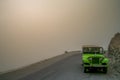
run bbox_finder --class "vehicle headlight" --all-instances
[88,57,92,61]
[99,57,104,61]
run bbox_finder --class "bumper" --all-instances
[84,64,108,67]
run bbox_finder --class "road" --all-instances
[19,53,119,80]
[0,52,120,80]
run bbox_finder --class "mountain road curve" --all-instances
[0,51,120,80]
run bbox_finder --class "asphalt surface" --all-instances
[0,52,120,80]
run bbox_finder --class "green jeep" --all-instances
[82,45,109,73]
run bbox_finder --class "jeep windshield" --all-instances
[83,47,103,54]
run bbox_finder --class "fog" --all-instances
[0,0,120,72]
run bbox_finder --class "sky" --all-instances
[0,0,120,72]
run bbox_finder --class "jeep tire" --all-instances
[84,67,88,73]
[103,67,107,73]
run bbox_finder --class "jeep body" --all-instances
[82,45,109,73]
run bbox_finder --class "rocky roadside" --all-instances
[108,32,120,77]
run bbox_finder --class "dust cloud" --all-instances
[0,0,120,72]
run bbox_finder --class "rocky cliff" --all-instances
[108,32,120,74]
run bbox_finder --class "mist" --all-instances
[0,0,120,72]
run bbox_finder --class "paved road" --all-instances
[1,52,120,80]
[18,53,119,80]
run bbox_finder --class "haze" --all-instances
[0,0,120,72]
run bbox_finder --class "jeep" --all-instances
[82,45,109,73]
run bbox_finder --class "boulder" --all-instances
[108,32,120,73]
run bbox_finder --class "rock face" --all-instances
[108,32,120,73]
